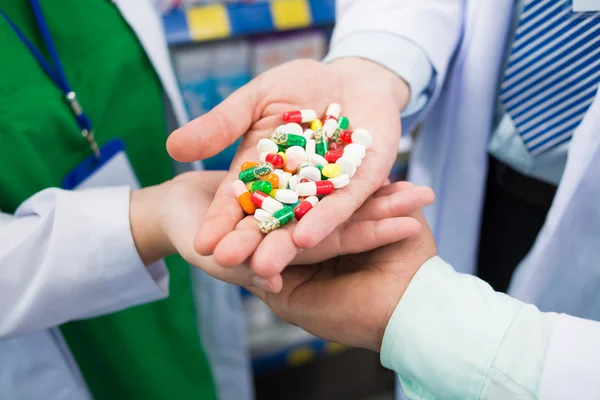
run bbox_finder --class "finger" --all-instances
[249,222,299,278]
[194,171,246,255]
[371,181,415,198]
[293,132,397,248]
[293,217,421,264]
[351,186,435,222]
[213,216,263,267]
[167,80,263,162]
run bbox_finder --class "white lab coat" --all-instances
[334,0,600,397]
[0,1,251,399]
[392,0,600,397]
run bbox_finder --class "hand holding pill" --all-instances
[167,58,412,279]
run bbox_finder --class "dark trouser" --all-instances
[476,156,558,293]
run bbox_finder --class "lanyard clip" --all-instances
[81,128,101,160]
[66,91,83,116]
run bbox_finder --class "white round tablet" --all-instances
[335,157,357,178]
[342,152,361,167]
[284,122,304,135]
[351,129,373,149]
[286,146,307,160]
[344,143,366,159]
[329,174,350,189]
[279,172,292,189]
[276,189,299,204]
[256,138,278,154]
[299,166,322,182]
[272,169,284,177]
[288,174,299,191]
[309,153,328,167]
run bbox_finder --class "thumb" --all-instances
[167,79,263,162]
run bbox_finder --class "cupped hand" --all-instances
[247,205,437,352]
[133,171,432,294]
[167,57,411,278]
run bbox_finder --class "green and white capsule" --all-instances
[271,131,307,148]
[238,162,274,183]
[259,206,295,234]
[314,128,329,156]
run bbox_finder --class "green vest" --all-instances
[0,1,216,399]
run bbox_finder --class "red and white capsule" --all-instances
[259,152,285,168]
[293,196,319,220]
[250,191,284,214]
[324,103,341,121]
[283,109,317,123]
[295,180,335,196]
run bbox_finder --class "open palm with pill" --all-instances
[167,58,412,287]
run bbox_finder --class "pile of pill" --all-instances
[232,103,372,234]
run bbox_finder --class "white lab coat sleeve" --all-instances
[330,0,465,93]
[539,314,600,399]
[0,187,169,338]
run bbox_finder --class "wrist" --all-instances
[130,183,175,265]
[329,57,411,112]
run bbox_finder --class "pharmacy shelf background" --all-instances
[163,0,335,45]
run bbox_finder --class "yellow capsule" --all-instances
[322,164,342,178]
[261,173,280,189]
[278,151,287,164]
[269,189,278,199]
[311,119,323,131]
[241,161,257,171]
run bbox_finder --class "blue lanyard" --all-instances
[0,0,100,158]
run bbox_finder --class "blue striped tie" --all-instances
[500,0,600,156]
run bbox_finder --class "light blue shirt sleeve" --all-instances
[381,256,558,399]
[323,32,435,118]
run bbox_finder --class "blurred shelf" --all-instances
[252,335,347,374]
[163,0,335,45]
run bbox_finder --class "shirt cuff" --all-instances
[20,187,169,319]
[323,32,435,117]
[380,256,547,399]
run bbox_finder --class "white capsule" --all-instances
[335,157,357,178]
[351,129,373,149]
[262,197,284,214]
[256,138,279,154]
[325,103,341,120]
[344,143,366,159]
[329,174,350,189]
[297,161,313,173]
[295,182,318,197]
[254,208,272,222]
[323,118,338,138]
[306,139,316,157]
[303,129,315,140]
[276,189,299,204]
[309,153,328,167]
[299,166,321,182]
[273,169,284,177]
[289,174,299,191]
[284,122,304,135]
[279,172,292,189]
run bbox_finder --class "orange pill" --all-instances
[241,161,257,171]
[232,180,256,214]
[261,173,279,189]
